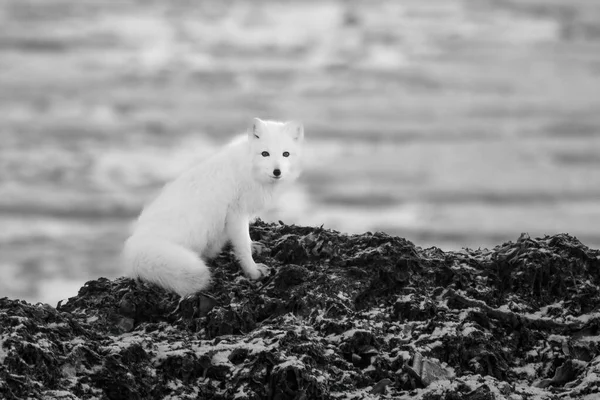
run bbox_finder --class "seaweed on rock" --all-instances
[2,221,600,399]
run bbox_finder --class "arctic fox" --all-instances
[123,118,304,296]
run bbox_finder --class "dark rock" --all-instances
[2,221,600,399]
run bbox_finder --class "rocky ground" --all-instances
[1,220,600,399]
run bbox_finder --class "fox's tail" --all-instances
[122,236,211,296]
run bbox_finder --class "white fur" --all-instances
[122,118,304,296]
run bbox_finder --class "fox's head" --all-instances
[248,118,304,184]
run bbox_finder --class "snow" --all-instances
[461,324,480,337]
[427,340,444,349]
[41,390,79,399]
[525,349,538,359]
[524,301,565,320]
[578,335,600,343]
[211,350,233,366]
[572,312,600,324]
[233,384,248,399]
[273,356,305,371]
[336,291,350,301]
[0,337,8,363]
[512,363,540,379]
[547,334,567,343]
[46,322,69,328]
[428,322,459,339]
[396,294,414,303]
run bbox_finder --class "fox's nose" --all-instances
[273,169,281,177]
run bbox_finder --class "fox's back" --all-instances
[133,143,249,244]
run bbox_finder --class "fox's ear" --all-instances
[249,118,265,140]
[285,120,304,141]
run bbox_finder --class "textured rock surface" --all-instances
[2,221,600,399]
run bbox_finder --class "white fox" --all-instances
[122,118,304,296]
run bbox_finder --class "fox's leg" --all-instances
[123,236,211,296]
[225,213,269,279]
[203,232,228,260]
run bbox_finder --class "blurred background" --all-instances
[1,0,600,305]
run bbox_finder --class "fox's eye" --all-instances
[261,151,270,157]
[283,151,290,157]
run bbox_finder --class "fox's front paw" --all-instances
[256,263,271,278]
[246,263,271,280]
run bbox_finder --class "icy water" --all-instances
[1,0,600,305]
